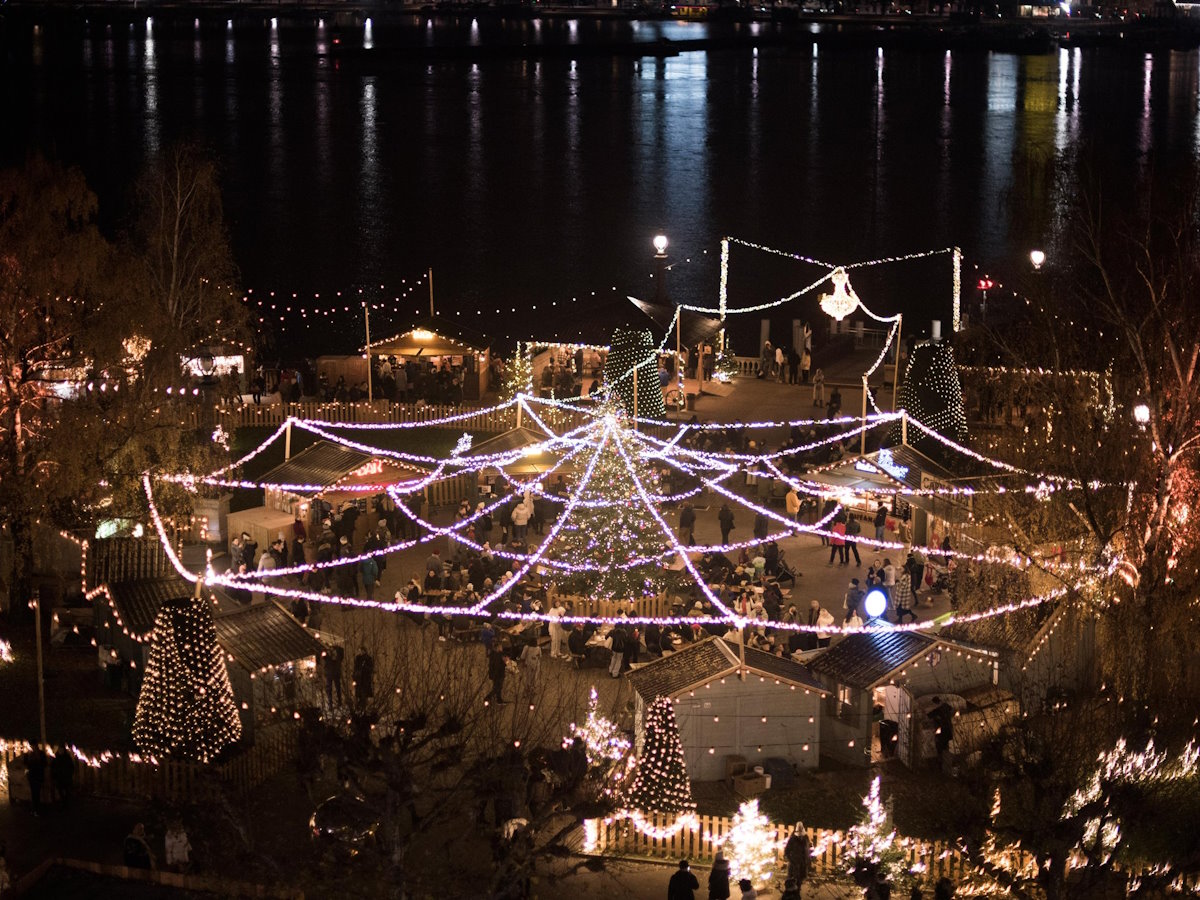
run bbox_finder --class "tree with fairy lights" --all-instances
[498,345,532,406]
[549,414,669,601]
[133,588,241,763]
[625,696,695,815]
[889,339,967,463]
[844,776,911,890]
[565,686,634,799]
[604,327,665,420]
[722,799,781,889]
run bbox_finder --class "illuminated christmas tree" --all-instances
[625,696,695,815]
[549,418,669,601]
[568,686,632,767]
[604,327,665,420]
[499,344,533,405]
[133,592,241,763]
[723,799,781,888]
[890,339,967,462]
[844,776,910,888]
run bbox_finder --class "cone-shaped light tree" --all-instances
[549,416,669,601]
[723,799,781,888]
[625,696,695,815]
[605,327,666,420]
[133,589,241,763]
[890,339,967,463]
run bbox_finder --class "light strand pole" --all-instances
[861,375,869,456]
[428,267,435,317]
[891,314,903,412]
[363,301,373,402]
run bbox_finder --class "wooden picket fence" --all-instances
[582,813,978,884]
[2,723,298,804]
[209,399,520,432]
[556,594,675,621]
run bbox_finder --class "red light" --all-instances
[977,278,994,290]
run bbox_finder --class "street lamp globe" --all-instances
[1029,249,1046,270]
[863,588,888,620]
[1133,403,1150,425]
[653,234,669,257]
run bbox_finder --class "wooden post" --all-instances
[284,419,292,461]
[428,267,435,317]
[892,314,903,412]
[901,410,908,446]
[861,374,869,456]
[33,587,47,747]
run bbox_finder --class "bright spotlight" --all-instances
[863,588,888,620]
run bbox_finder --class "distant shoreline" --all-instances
[3,2,1198,53]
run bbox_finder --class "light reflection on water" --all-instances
[7,18,1200,349]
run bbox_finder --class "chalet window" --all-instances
[826,683,855,719]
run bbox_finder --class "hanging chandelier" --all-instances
[819,268,861,321]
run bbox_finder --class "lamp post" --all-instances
[1030,249,1046,271]
[654,234,681,399]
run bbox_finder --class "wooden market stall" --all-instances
[366,319,492,401]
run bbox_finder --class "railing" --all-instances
[213,400,519,432]
[1,723,298,803]
[733,356,759,377]
[583,814,978,884]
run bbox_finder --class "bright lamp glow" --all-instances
[1133,404,1150,425]
[863,588,888,619]
[411,328,435,340]
[819,267,861,321]
[653,234,668,256]
[1030,249,1046,270]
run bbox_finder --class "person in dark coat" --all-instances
[50,746,76,808]
[487,644,508,704]
[928,697,955,760]
[123,823,155,869]
[707,851,731,900]
[324,644,344,708]
[23,745,47,815]
[352,647,374,709]
[668,858,700,900]
[678,503,697,546]
[784,821,811,888]
[718,504,735,544]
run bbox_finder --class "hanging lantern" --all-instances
[819,268,861,321]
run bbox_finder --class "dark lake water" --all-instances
[4,13,1199,354]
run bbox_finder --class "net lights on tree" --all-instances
[131,584,242,763]
[623,695,696,817]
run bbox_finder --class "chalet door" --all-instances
[895,687,914,767]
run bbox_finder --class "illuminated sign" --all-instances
[351,460,385,478]
[855,449,909,482]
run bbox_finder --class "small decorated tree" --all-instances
[844,776,910,889]
[625,696,695,815]
[604,327,665,420]
[499,345,532,405]
[133,590,241,763]
[723,799,780,888]
[566,686,634,798]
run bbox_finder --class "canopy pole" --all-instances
[364,302,373,403]
[428,267,435,317]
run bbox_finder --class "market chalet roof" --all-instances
[103,576,193,640]
[627,636,827,701]
[258,440,377,490]
[808,629,942,690]
[365,316,491,356]
[213,601,324,672]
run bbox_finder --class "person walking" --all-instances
[324,644,344,709]
[775,344,786,382]
[669,859,701,900]
[845,515,863,566]
[487,644,509,704]
[520,640,542,690]
[679,502,697,546]
[874,503,888,542]
[352,647,374,709]
[828,519,847,566]
[784,821,810,890]
[759,341,773,380]
[785,487,801,525]
[811,368,825,407]
[50,745,75,808]
[23,746,48,816]
[707,850,731,900]
[718,504,735,545]
[511,499,531,544]
[360,554,380,602]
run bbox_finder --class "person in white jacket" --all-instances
[547,601,567,659]
[809,600,836,648]
[511,500,531,543]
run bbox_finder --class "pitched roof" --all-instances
[103,577,193,639]
[808,629,938,690]
[627,637,826,701]
[258,440,374,491]
[214,602,324,672]
[941,602,1058,655]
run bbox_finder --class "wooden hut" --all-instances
[213,601,325,741]
[367,319,492,401]
[626,636,827,783]
[807,629,999,768]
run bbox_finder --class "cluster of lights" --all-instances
[131,589,242,763]
[0,638,13,665]
[718,799,781,888]
[622,695,696,818]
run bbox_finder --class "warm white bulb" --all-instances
[653,234,668,255]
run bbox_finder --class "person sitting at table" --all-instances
[567,623,588,668]
[643,623,662,657]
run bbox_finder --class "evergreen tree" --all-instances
[625,696,695,815]
[890,339,967,462]
[844,776,911,889]
[605,327,665,420]
[549,419,669,601]
[499,345,532,406]
[723,799,781,888]
[133,590,241,763]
